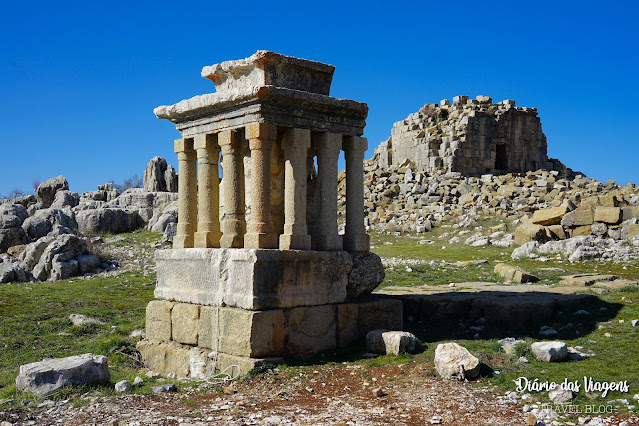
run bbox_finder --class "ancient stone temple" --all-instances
[137,51,401,377]
[374,95,559,175]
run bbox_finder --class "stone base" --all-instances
[138,297,402,378]
[155,248,384,309]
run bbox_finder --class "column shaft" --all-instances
[279,128,311,250]
[312,133,342,251]
[194,133,222,248]
[244,122,278,249]
[174,138,197,249]
[343,135,370,252]
[218,129,246,248]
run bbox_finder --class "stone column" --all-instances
[279,128,311,250]
[194,133,222,248]
[174,138,197,249]
[343,135,370,252]
[218,129,246,248]
[244,122,278,249]
[311,133,342,251]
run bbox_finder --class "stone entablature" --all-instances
[374,95,553,176]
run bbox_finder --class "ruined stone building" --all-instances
[374,95,566,175]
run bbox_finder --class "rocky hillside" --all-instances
[338,158,639,262]
[0,158,179,283]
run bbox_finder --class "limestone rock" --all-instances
[531,341,568,362]
[594,207,622,224]
[347,252,385,299]
[21,208,77,241]
[434,342,480,380]
[561,207,594,227]
[514,221,550,246]
[494,263,539,283]
[69,314,105,326]
[0,262,29,283]
[0,227,27,253]
[143,157,169,192]
[15,353,110,396]
[76,208,142,235]
[549,388,573,403]
[51,190,80,209]
[532,205,569,226]
[366,329,418,355]
[0,204,28,228]
[115,380,132,392]
[36,176,69,208]
[29,234,88,281]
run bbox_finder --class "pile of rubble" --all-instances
[337,158,639,262]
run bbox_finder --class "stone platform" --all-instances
[138,248,399,377]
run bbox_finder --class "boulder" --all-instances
[31,234,88,281]
[163,222,177,243]
[494,263,539,283]
[347,252,385,299]
[0,262,29,283]
[15,353,110,396]
[36,176,69,208]
[51,191,80,209]
[531,341,568,362]
[549,388,573,403]
[76,208,142,235]
[561,207,594,227]
[366,329,418,355]
[143,156,169,192]
[77,254,101,274]
[0,204,28,228]
[594,207,622,224]
[532,205,569,226]
[0,227,28,253]
[434,342,480,380]
[514,221,550,246]
[165,165,178,193]
[115,380,132,392]
[21,208,78,241]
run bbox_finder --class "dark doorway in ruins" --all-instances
[495,144,508,170]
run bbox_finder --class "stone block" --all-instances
[165,342,191,378]
[155,248,351,310]
[171,303,199,345]
[594,207,621,224]
[547,224,566,240]
[146,300,173,342]
[514,221,550,246]
[571,225,593,237]
[215,353,284,377]
[622,206,639,221]
[285,305,336,355]
[218,307,286,357]
[531,205,569,226]
[625,224,639,241]
[357,298,403,338]
[136,340,167,373]
[197,306,219,350]
[337,303,359,348]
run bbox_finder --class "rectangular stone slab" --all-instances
[155,248,351,310]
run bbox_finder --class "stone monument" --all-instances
[137,51,402,377]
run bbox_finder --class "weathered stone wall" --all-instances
[374,95,558,175]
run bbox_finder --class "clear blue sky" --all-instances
[1,1,637,196]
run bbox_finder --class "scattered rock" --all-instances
[15,353,110,396]
[434,342,480,380]
[115,380,132,392]
[133,376,144,385]
[494,263,539,283]
[69,314,105,326]
[531,341,568,362]
[152,384,177,393]
[366,329,418,355]
[373,387,385,397]
[548,387,573,403]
